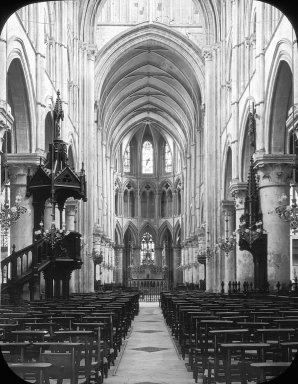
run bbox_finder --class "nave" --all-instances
[104,302,194,384]
[1,289,298,384]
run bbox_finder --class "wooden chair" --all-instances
[204,329,250,384]
[250,361,291,383]
[53,330,101,383]
[38,343,89,384]
[7,362,52,384]
[255,328,296,361]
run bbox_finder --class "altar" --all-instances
[127,234,169,300]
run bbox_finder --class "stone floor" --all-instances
[105,302,196,384]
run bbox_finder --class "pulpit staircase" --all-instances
[1,231,82,304]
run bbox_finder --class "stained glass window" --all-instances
[141,232,155,264]
[165,143,172,172]
[123,143,130,172]
[142,140,153,173]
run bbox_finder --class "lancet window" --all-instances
[123,183,135,218]
[141,184,154,218]
[161,183,173,218]
[141,232,155,264]
[123,143,131,173]
[142,140,153,174]
[164,142,172,173]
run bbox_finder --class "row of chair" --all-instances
[0,290,139,384]
[161,291,298,383]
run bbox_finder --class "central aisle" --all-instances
[105,302,195,384]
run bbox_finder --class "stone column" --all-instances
[35,3,46,152]
[203,46,215,292]
[65,200,77,231]
[115,245,123,284]
[255,1,265,152]
[133,245,141,267]
[0,25,7,104]
[254,154,294,289]
[181,246,184,283]
[185,245,190,283]
[230,182,254,285]
[7,157,40,250]
[173,245,181,286]
[153,246,162,268]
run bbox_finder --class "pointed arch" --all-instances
[139,222,157,243]
[139,180,156,193]
[123,221,138,244]
[158,220,173,244]
[114,177,122,192]
[223,146,233,200]
[173,221,182,246]
[123,179,137,191]
[264,39,293,153]
[114,220,123,245]
[158,179,173,193]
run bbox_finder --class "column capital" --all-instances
[0,100,14,140]
[202,47,213,61]
[253,153,295,187]
[87,44,98,60]
[65,200,78,216]
[229,181,247,209]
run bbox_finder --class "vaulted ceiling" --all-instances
[97,37,202,155]
[78,0,220,157]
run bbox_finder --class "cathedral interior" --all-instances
[1,1,298,384]
[0,0,298,299]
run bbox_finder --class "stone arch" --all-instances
[158,221,173,245]
[95,23,205,155]
[67,145,75,170]
[123,221,138,244]
[239,98,256,182]
[139,222,157,244]
[123,179,137,191]
[7,37,37,153]
[7,57,32,153]
[222,144,233,200]
[264,39,293,153]
[44,111,54,152]
[114,220,123,245]
[158,179,173,193]
[173,221,182,246]
[139,180,156,194]
[114,177,122,192]
[79,0,220,46]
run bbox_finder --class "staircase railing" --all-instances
[1,231,81,286]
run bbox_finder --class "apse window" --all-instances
[141,232,155,265]
[142,140,153,174]
[123,144,131,173]
[165,142,172,173]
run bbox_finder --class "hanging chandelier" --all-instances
[275,191,298,233]
[217,212,237,255]
[237,219,266,246]
[0,154,29,235]
[0,185,28,234]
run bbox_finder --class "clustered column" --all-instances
[255,153,294,289]
[230,182,254,285]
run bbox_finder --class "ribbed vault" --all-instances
[95,24,204,158]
